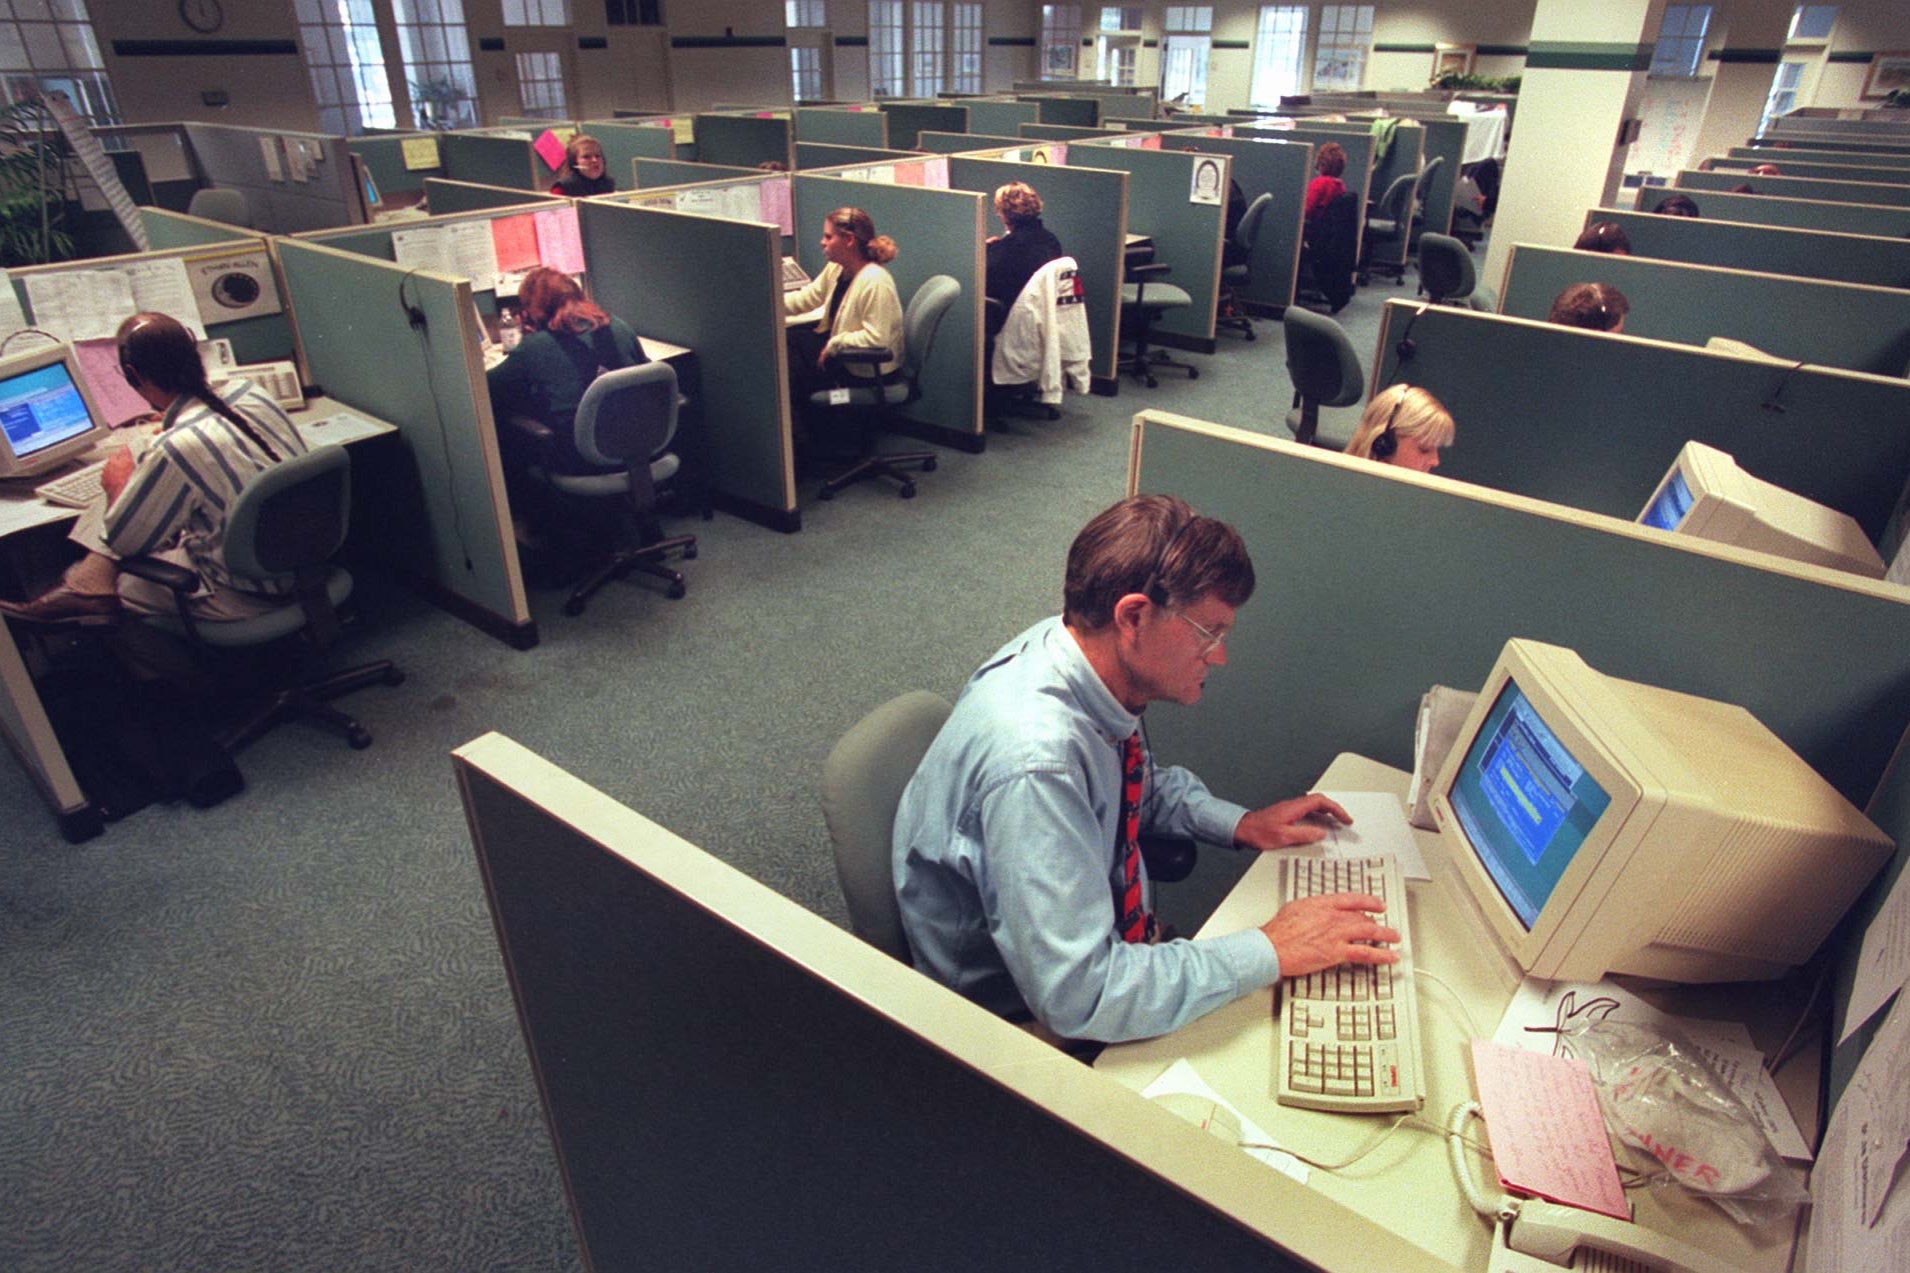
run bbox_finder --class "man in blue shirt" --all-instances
[893,494,1399,1045]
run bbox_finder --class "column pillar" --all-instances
[1482,0,1666,292]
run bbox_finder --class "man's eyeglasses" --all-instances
[1173,610,1229,656]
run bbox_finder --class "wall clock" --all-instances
[178,0,224,35]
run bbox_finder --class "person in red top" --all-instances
[1304,142,1347,222]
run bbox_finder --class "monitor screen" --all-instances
[1446,680,1611,928]
[1639,469,1691,531]
[0,357,96,460]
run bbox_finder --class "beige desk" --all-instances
[1093,753,1812,1272]
[0,398,398,841]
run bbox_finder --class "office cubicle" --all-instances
[1708,155,1910,185]
[421,179,562,215]
[692,113,793,169]
[1292,120,1424,276]
[1158,130,1313,314]
[1631,188,1910,238]
[440,131,543,191]
[794,142,924,170]
[1677,167,1910,208]
[1023,95,1100,127]
[1019,123,1126,143]
[914,130,1026,155]
[632,158,763,188]
[1497,244,1910,377]
[1591,208,1910,290]
[576,120,678,186]
[1238,123,1377,238]
[350,133,446,210]
[794,106,888,147]
[138,206,258,251]
[965,99,1040,136]
[1068,142,1226,349]
[880,103,968,149]
[1367,301,1910,548]
[1727,145,1910,169]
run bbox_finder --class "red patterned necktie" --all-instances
[1115,731,1154,943]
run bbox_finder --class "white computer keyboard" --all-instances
[1275,852,1424,1114]
[34,458,107,509]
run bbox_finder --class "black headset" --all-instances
[1371,388,1409,460]
[1140,513,1198,605]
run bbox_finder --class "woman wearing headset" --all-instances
[1343,383,1455,474]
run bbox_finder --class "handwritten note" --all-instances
[533,206,586,276]
[1471,1039,1629,1220]
[489,213,541,273]
[922,156,949,190]
[759,176,793,235]
[400,136,441,170]
[73,338,154,425]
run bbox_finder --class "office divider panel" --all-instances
[1677,167,1910,208]
[1728,145,1910,169]
[495,117,570,132]
[1240,125,1377,235]
[693,114,792,169]
[1028,96,1099,127]
[577,201,797,528]
[1708,156,1910,184]
[794,106,888,146]
[794,142,923,170]
[455,731,1416,1273]
[789,175,986,449]
[949,155,1127,391]
[441,132,540,190]
[1369,301,1910,544]
[1072,144,1224,346]
[1097,94,1158,123]
[881,103,967,148]
[1749,137,1910,156]
[1303,120,1423,275]
[1639,188,1910,238]
[1131,414,1910,925]
[1498,245,1910,377]
[965,99,1039,135]
[1769,117,1910,139]
[138,207,256,250]
[915,130,1025,154]
[1408,118,1463,242]
[350,134,445,202]
[1158,132,1312,314]
[1020,123,1124,142]
[580,120,678,181]
[182,122,362,233]
[1594,208,1910,289]
[274,238,532,646]
[631,158,761,188]
[421,178,562,215]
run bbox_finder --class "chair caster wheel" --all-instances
[899,483,916,499]
[684,545,699,560]
[1244,330,1256,342]
[383,668,405,686]
[563,598,586,616]
[1144,374,1158,388]
[348,729,373,750]
[818,488,835,501]
[667,581,686,599]
[1188,368,1200,380]
[922,456,937,472]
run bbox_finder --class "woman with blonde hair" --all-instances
[1343,384,1455,473]
[783,206,904,401]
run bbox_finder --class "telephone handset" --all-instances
[1447,1102,1734,1273]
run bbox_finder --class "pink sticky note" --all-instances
[1471,1039,1629,1220]
[922,157,949,190]
[758,176,793,236]
[533,129,568,172]
[74,338,154,426]
[1140,135,1162,150]
[892,161,925,187]
[533,206,586,275]
[491,213,541,272]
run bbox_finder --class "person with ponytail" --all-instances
[782,206,905,403]
[486,266,648,478]
[0,311,307,626]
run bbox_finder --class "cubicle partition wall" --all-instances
[965,99,1040,135]
[948,154,1128,393]
[577,200,799,530]
[350,133,446,207]
[1497,244,1910,377]
[1368,301,1910,547]
[914,130,1025,154]
[273,238,533,647]
[1727,145,1910,169]
[1131,413,1910,927]
[789,174,987,450]
[692,113,793,169]
[1306,120,1423,273]
[1158,131,1312,314]
[1592,208,1910,289]
[1707,155,1910,185]
[1634,188,1910,238]
[578,120,679,181]
[1070,143,1226,348]
[1019,122,1126,143]
[1676,167,1910,208]
[794,142,924,170]
[1240,124,1377,233]
[1096,93,1158,124]
[137,206,257,251]
[794,106,889,146]
[1025,96,1100,127]
[421,179,562,215]
[454,730,1416,1273]
[632,157,763,187]
[180,122,364,233]
[1748,136,1910,156]
[441,131,541,190]
[880,103,968,148]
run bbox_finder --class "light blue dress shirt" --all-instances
[892,617,1282,1043]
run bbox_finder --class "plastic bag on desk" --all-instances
[1559,1018,1809,1227]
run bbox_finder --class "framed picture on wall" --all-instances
[1861,51,1910,99]
[1433,43,1476,81]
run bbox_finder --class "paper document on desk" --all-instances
[1139,1058,1307,1184]
[1492,977,1810,1161]
[1307,791,1430,881]
[297,412,389,447]
[1810,994,1910,1246]
[1840,859,1910,1043]
[1471,1039,1628,1219]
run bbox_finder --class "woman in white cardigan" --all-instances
[784,206,906,403]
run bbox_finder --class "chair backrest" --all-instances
[187,187,252,228]
[1373,171,1416,224]
[223,444,351,582]
[821,690,953,960]
[1412,155,1445,207]
[1281,307,1365,407]
[1236,191,1273,254]
[900,274,962,382]
[572,361,679,502]
[1418,233,1475,302]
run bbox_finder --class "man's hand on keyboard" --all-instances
[101,445,137,504]
[1233,793,1352,850]
[1260,894,1400,978]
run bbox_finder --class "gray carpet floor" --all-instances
[0,263,1432,1271]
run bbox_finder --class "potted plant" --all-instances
[411,76,473,131]
[0,98,74,267]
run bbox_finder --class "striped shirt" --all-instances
[103,381,308,597]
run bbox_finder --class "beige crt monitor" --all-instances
[1428,639,1892,984]
[1637,440,1885,579]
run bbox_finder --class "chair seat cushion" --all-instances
[546,452,677,497]
[143,568,354,647]
[1285,405,1360,451]
[1221,264,1249,284]
[1366,218,1399,235]
[1120,282,1192,308]
[809,381,908,408]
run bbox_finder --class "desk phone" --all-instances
[213,361,303,412]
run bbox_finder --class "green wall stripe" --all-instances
[1212,40,1249,51]
[988,37,1035,47]
[671,35,784,49]
[1710,48,1782,64]
[1828,50,1876,64]
[1477,44,1528,57]
[1373,43,1435,54]
[1525,41,1652,72]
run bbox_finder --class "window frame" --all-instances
[1249,5,1308,110]
[1649,4,1713,80]
[1312,3,1373,94]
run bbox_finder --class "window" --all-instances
[1161,6,1213,108]
[869,0,904,96]
[1758,59,1805,135]
[515,50,568,117]
[1312,4,1373,92]
[786,0,823,24]
[0,0,119,127]
[502,0,570,24]
[951,3,982,94]
[788,0,826,100]
[1649,5,1712,78]
[790,46,822,100]
[911,1,945,96]
[1788,5,1836,41]
[1098,5,1140,29]
[1249,6,1307,109]
[1094,6,1139,86]
[605,0,659,21]
[1040,5,1080,81]
[393,0,478,131]
[296,0,396,135]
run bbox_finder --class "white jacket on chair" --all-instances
[991,255,1090,404]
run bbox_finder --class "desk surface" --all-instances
[1093,753,1811,1272]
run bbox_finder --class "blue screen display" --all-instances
[1641,470,1693,531]
[0,360,94,458]
[1448,682,1612,928]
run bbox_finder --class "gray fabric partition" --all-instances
[632,158,762,188]
[422,178,561,214]
[1020,123,1124,142]
[1729,145,1910,169]
[915,130,1024,154]
[880,103,968,148]
[138,207,255,250]
[1070,144,1224,344]
[1027,96,1099,127]
[1594,207,1910,290]
[441,133,540,190]
[1639,188,1910,238]
[581,121,678,185]
[1158,131,1312,313]
[1369,300,1910,545]
[1678,167,1910,208]
[182,122,362,233]
[1708,156,1910,184]
[351,134,444,199]
[693,114,792,168]
[1498,245,1910,377]
[794,142,923,170]
[794,107,888,146]
[965,100,1039,135]
[1748,137,1910,155]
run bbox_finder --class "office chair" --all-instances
[1407,155,1445,247]
[811,274,960,502]
[822,690,952,961]
[1119,262,1198,387]
[982,296,1058,427]
[1280,307,1365,449]
[987,255,1088,424]
[1418,232,1481,307]
[1358,171,1417,286]
[186,187,252,228]
[1216,192,1273,341]
[1297,189,1359,314]
[520,361,698,616]
[117,445,403,752]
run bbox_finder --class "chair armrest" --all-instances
[117,554,201,595]
[1127,262,1172,282]
[834,347,893,366]
[505,413,560,452]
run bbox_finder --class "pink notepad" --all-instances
[1471,1039,1629,1220]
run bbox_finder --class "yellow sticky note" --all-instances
[401,135,441,170]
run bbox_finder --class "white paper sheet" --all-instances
[445,220,502,291]
[22,270,136,343]
[390,225,453,276]
[1310,790,1431,881]
[0,285,49,351]
[1841,863,1910,1043]
[1830,993,1910,1226]
[117,257,205,338]
[1807,1090,1910,1271]
[1138,1057,1307,1184]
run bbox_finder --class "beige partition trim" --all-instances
[0,627,87,821]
